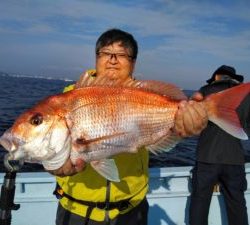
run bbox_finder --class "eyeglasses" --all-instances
[96,51,134,61]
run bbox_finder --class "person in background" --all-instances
[52,28,208,225]
[189,65,250,225]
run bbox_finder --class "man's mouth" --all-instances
[107,67,119,70]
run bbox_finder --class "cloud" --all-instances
[0,0,250,89]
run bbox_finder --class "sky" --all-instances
[0,0,250,89]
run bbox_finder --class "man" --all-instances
[189,65,250,225]
[52,28,208,225]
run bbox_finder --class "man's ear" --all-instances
[131,60,136,72]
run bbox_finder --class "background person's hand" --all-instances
[174,92,208,137]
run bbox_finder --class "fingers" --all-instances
[186,101,208,135]
[191,92,204,101]
[47,158,86,177]
[182,101,196,136]
[75,159,86,173]
[174,100,208,137]
[75,72,87,88]
[48,159,76,177]
[174,100,188,136]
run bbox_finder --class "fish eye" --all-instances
[30,113,43,126]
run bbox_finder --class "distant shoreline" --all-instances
[0,72,74,82]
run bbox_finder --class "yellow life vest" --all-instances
[57,70,149,221]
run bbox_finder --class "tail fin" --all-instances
[205,83,250,140]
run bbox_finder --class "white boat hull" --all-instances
[1,164,250,225]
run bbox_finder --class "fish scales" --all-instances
[67,87,178,162]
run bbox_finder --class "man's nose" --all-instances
[109,54,118,62]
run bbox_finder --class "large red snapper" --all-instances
[0,76,249,181]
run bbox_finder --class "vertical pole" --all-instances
[0,154,23,225]
[0,172,20,225]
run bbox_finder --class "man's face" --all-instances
[96,42,136,79]
[215,74,231,81]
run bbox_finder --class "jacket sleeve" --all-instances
[63,84,75,93]
[63,69,96,93]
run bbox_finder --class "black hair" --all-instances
[95,28,138,59]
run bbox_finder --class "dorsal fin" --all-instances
[75,73,187,101]
[74,72,140,89]
[137,80,187,100]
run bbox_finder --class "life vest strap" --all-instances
[53,184,132,212]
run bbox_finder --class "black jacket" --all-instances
[196,80,250,165]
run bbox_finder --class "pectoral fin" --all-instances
[90,159,120,182]
[75,132,127,146]
[147,132,181,154]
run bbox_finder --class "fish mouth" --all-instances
[0,132,26,171]
[0,131,26,159]
[0,134,16,151]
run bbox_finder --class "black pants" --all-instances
[189,162,248,225]
[56,197,149,225]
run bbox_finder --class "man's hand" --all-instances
[48,158,86,177]
[174,92,208,137]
